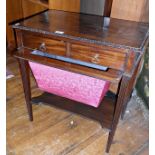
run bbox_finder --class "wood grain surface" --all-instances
[49,0,80,12]
[111,0,149,22]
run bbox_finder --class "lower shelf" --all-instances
[31,92,116,130]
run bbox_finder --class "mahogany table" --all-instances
[12,10,149,153]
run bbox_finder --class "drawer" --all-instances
[22,32,66,56]
[15,48,123,94]
[71,44,127,70]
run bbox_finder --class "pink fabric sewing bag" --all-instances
[29,61,110,108]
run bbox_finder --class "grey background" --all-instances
[80,0,105,16]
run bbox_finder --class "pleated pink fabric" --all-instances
[29,61,110,107]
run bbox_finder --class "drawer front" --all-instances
[71,44,127,70]
[22,32,66,56]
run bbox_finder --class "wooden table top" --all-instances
[13,10,149,51]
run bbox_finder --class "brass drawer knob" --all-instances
[91,54,100,64]
[39,42,46,51]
